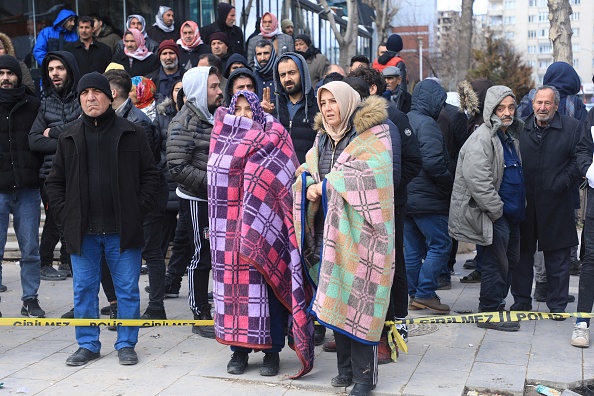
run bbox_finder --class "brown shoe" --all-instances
[408,297,424,311]
[377,336,396,364]
[323,339,336,352]
[411,296,450,314]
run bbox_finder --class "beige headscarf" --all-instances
[317,81,361,142]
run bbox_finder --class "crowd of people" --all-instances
[1,3,593,396]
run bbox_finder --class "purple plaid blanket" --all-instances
[208,107,315,378]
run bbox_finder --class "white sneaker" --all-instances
[571,322,590,348]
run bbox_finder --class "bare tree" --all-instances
[362,0,401,44]
[318,0,359,66]
[548,0,573,63]
[455,0,474,81]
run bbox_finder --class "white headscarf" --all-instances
[154,6,174,33]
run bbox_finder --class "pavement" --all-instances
[0,253,591,396]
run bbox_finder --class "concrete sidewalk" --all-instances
[0,253,591,396]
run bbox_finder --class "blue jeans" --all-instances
[0,189,41,300]
[479,216,519,311]
[404,214,451,300]
[71,233,141,353]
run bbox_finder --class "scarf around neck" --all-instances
[154,6,174,33]
[254,44,277,79]
[124,29,152,61]
[0,85,26,108]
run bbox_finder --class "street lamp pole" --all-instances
[418,36,423,81]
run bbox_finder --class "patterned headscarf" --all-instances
[177,21,203,50]
[228,90,266,126]
[124,29,152,60]
[131,76,156,109]
[260,12,280,40]
[154,6,174,33]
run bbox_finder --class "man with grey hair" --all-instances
[510,85,583,318]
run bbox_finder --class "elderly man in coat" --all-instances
[510,85,583,316]
[449,86,525,331]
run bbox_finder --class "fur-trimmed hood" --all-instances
[313,95,388,135]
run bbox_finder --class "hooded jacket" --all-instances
[33,9,79,65]
[96,24,121,53]
[518,62,587,121]
[199,5,245,57]
[406,79,453,215]
[155,97,179,210]
[29,51,82,180]
[273,52,318,164]
[166,67,215,199]
[247,33,293,69]
[449,86,524,245]
[114,16,160,55]
[225,67,258,105]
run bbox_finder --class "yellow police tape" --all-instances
[1,311,592,328]
[2,312,589,365]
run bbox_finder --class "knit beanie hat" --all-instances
[77,72,113,101]
[386,34,403,53]
[210,32,230,48]
[158,39,181,59]
[0,55,22,83]
[281,19,293,30]
[294,34,312,47]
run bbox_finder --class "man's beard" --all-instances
[283,81,302,96]
[162,59,178,70]
[208,95,224,114]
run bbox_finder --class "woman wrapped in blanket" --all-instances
[293,81,395,396]
[207,90,315,379]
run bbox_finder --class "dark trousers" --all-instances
[101,257,117,302]
[512,226,571,311]
[165,197,193,288]
[143,184,168,311]
[386,205,408,321]
[479,216,519,311]
[180,197,212,315]
[161,209,178,259]
[231,285,286,353]
[39,182,69,267]
[577,188,594,323]
[334,331,378,386]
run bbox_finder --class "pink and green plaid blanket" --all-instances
[293,123,395,344]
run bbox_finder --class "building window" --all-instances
[528,45,537,54]
[573,28,580,37]
[573,59,579,68]
[505,0,516,9]
[538,29,548,37]
[538,12,548,22]
[539,61,549,69]
[538,0,547,6]
[573,44,580,52]
[504,16,516,24]
[571,12,580,21]
[528,15,536,22]
[528,30,537,38]
[529,0,536,6]
[539,44,551,53]
[571,0,580,4]
[505,32,515,39]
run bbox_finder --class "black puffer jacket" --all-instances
[406,79,453,215]
[166,101,212,199]
[0,93,41,191]
[155,97,179,210]
[29,51,81,180]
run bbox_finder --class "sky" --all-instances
[437,0,488,14]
